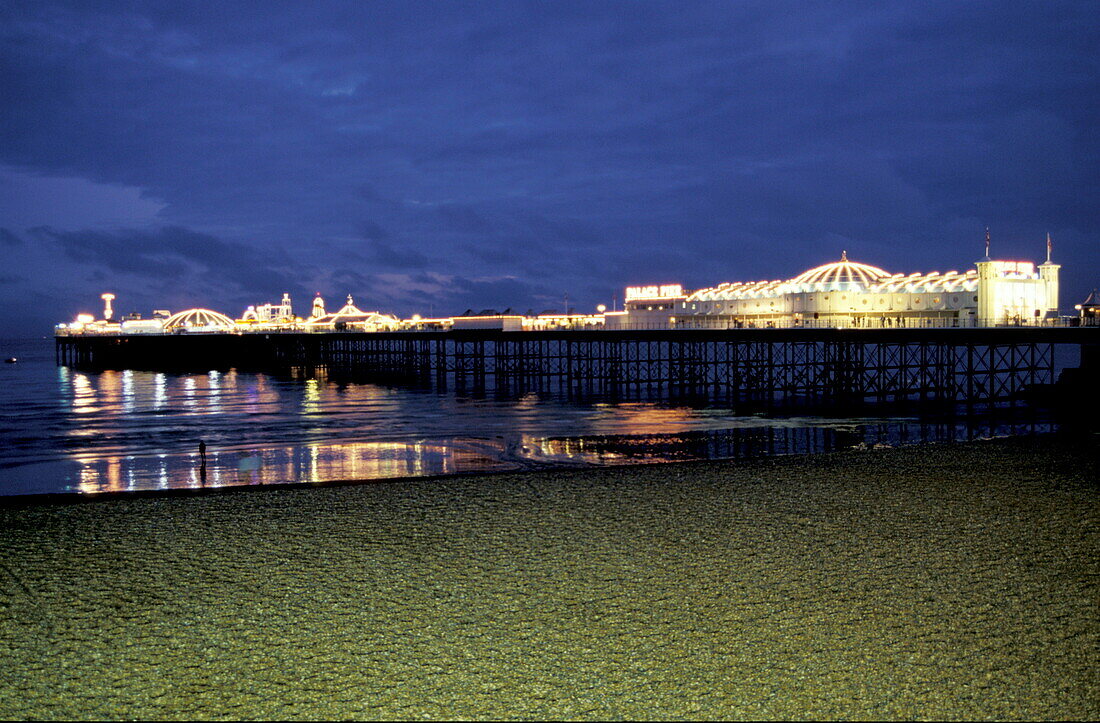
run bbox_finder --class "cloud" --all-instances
[362,239,430,270]
[36,225,308,299]
[0,0,1097,332]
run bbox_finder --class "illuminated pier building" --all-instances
[242,293,294,323]
[58,237,1071,334]
[305,295,399,331]
[612,245,1061,330]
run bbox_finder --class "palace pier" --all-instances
[54,326,1100,412]
[53,246,1100,411]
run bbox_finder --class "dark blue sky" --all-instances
[2,1,1098,334]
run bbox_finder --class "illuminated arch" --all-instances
[163,308,236,330]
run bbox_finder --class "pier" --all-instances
[55,327,1099,411]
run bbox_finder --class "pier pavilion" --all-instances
[613,247,1060,331]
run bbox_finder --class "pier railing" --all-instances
[53,314,1092,337]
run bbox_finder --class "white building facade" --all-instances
[610,250,1060,330]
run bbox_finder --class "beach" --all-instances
[1,434,1096,720]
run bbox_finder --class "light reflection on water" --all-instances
[0,337,1058,496]
[70,439,515,494]
[62,420,1055,495]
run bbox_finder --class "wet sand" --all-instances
[1,435,1097,720]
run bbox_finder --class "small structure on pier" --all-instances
[305,295,399,331]
[1077,289,1100,326]
[163,309,236,333]
[241,293,294,324]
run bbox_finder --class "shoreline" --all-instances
[1,433,1097,719]
[0,425,1073,507]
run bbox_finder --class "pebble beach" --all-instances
[1,434,1096,720]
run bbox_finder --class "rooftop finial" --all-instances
[841,250,848,262]
[1046,232,1052,264]
[984,227,991,260]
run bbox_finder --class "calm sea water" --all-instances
[0,337,1058,496]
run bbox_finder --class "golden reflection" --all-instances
[302,378,320,415]
[591,404,696,434]
[514,434,621,464]
[71,373,96,414]
[413,441,424,476]
[77,456,99,494]
[98,370,121,404]
[107,456,121,491]
[69,438,514,493]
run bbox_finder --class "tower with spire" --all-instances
[1038,232,1060,315]
[975,228,997,324]
[977,228,1061,325]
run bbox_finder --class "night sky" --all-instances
[2,1,1098,335]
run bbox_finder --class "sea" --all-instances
[0,336,1064,497]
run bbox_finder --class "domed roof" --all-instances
[163,308,236,330]
[791,252,892,288]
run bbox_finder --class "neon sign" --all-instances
[990,261,1037,279]
[625,284,684,301]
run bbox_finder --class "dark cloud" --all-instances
[0,0,1097,333]
[358,220,389,241]
[37,225,307,300]
[362,239,430,270]
[0,228,22,246]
